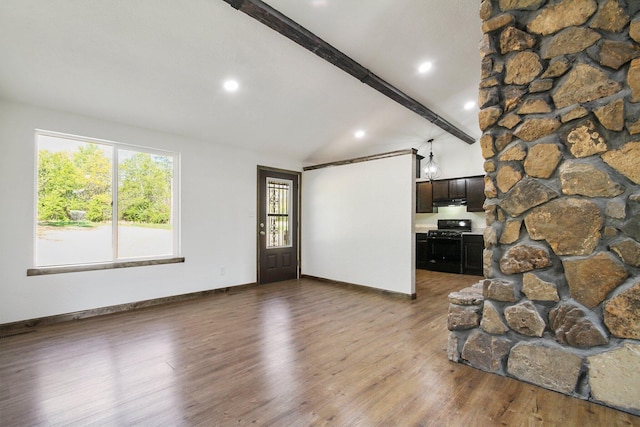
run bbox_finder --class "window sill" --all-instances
[27,257,185,276]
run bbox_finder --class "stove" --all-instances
[424,219,472,274]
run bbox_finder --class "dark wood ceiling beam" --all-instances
[223,0,476,145]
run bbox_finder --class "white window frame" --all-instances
[30,130,182,275]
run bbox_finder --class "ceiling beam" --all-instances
[223,0,476,145]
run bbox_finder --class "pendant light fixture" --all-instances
[424,138,440,181]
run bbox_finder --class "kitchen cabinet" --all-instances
[463,234,484,276]
[416,181,434,213]
[466,176,485,212]
[416,233,429,269]
[432,178,466,201]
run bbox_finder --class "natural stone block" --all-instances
[541,26,600,59]
[622,216,640,241]
[461,330,511,373]
[610,239,640,267]
[479,0,492,21]
[505,301,547,337]
[481,301,509,335]
[563,252,629,309]
[527,0,597,35]
[479,87,500,109]
[589,0,630,33]
[500,244,552,275]
[484,225,498,248]
[448,288,484,306]
[559,161,624,197]
[498,113,522,130]
[448,304,482,330]
[500,26,536,54]
[484,160,496,173]
[482,160,496,173]
[627,117,640,135]
[504,86,526,111]
[604,280,640,339]
[529,79,554,93]
[500,178,558,217]
[479,107,503,131]
[499,219,522,244]
[484,175,498,198]
[593,98,624,131]
[595,40,640,70]
[479,34,496,58]
[523,272,559,302]
[495,132,513,151]
[525,198,602,256]
[604,226,618,237]
[505,52,543,85]
[524,143,562,178]
[605,199,626,219]
[483,278,518,302]
[483,248,494,277]
[518,98,552,114]
[499,0,544,10]
[541,56,570,79]
[549,302,608,347]
[560,106,589,123]
[497,165,523,193]
[447,332,461,362]
[499,143,526,161]
[560,119,608,158]
[588,343,640,413]
[480,77,500,88]
[508,343,583,394]
[480,134,495,159]
[514,118,560,142]
[628,59,640,102]
[481,57,494,80]
[631,17,640,43]
[482,13,516,33]
[601,141,640,184]
[552,63,621,109]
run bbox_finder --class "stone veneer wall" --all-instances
[447,0,640,416]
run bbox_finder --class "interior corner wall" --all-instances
[301,154,415,295]
[0,99,300,324]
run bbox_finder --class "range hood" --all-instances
[433,198,467,207]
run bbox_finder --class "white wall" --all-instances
[0,100,300,324]
[301,153,415,295]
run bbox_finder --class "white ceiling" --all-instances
[0,0,482,165]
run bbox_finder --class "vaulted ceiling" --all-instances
[0,0,482,165]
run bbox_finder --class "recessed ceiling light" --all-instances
[223,79,239,92]
[354,130,366,139]
[418,61,433,74]
[311,0,327,6]
[464,101,476,110]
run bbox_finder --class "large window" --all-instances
[35,131,179,268]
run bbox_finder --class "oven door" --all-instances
[426,236,463,274]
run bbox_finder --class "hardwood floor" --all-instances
[1,270,639,426]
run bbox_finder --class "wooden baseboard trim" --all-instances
[0,282,257,336]
[301,274,416,300]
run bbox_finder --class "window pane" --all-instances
[117,150,173,259]
[36,135,113,266]
[266,179,291,248]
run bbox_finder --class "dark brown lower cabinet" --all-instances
[463,234,484,276]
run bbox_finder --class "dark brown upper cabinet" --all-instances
[432,178,466,201]
[416,181,434,213]
[466,176,485,212]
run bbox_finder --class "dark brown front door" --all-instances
[257,167,300,284]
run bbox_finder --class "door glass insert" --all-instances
[266,178,292,248]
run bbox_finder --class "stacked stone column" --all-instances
[448,0,640,415]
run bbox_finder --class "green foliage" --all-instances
[118,152,172,224]
[38,142,172,225]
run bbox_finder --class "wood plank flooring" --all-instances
[1,270,639,426]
